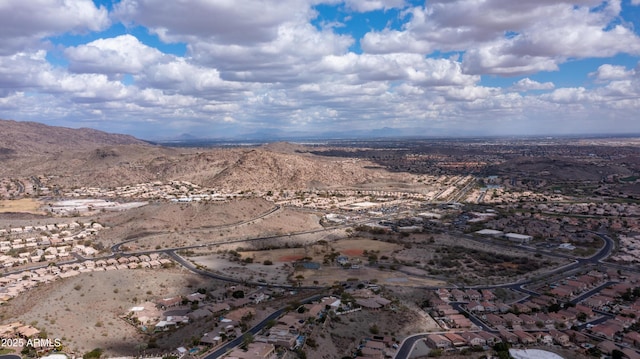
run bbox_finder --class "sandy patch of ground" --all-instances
[189,237,447,287]
[377,233,568,286]
[102,205,325,252]
[0,268,214,357]
[188,253,294,284]
[240,247,311,263]
[306,302,438,359]
[279,254,305,261]
[241,237,403,264]
[331,238,400,255]
[0,199,43,214]
[341,249,363,256]
[295,266,447,287]
[190,238,404,283]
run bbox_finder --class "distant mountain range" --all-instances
[153,126,456,145]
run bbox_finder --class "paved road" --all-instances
[573,312,614,331]
[203,307,287,359]
[449,302,496,332]
[168,251,323,290]
[570,280,618,305]
[203,293,325,359]
[3,211,367,291]
[0,207,621,359]
[394,231,618,359]
[110,205,283,252]
[395,334,427,359]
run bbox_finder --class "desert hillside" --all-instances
[0,120,404,191]
[179,147,400,191]
[47,146,401,191]
[0,119,147,155]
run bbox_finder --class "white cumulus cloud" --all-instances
[344,0,406,12]
[114,0,310,45]
[65,35,166,75]
[362,0,640,76]
[511,78,555,91]
[0,0,109,55]
[589,64,636,81]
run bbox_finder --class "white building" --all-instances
[504,233,533,244]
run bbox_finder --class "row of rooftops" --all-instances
[0,222,104,268]
[0,321,41,339]
[425,328,638,358]
[0,255,171,303]
[0,221,90,235]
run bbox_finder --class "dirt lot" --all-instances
[306,302,440,359]
[190,238,447,287]
[364,233,567,286]
[190,252,295,284]
[295,266,447,287]
[1,267,215,357]
[0,199,43,214]
[94,200,324,251]
[241,238,402,263]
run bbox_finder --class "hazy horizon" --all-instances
[1,0,640,139]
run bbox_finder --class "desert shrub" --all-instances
[83,348,103,359]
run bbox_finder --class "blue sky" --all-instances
[1,0,640,139]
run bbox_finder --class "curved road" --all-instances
[110,205,283,252]
[395,334,428,359]
[167,251,324,290]
[393,231,616,359]
[0,210,620,359]
[3,214,360,291]
[174,225,600,358]
[202,293,325,359]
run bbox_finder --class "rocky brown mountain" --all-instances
[0,119,404,191]
[0,119,146,156]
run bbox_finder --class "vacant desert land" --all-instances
[240,238,404,262]
[306,301,441,359]
[294,266,448,287]
[190,238,447,287]
[95,201,324,250]
[0,199,43,214]
[1,267,214,356]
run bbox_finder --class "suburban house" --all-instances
[226,342,276,359]
[513,330,536,345]
[200,332,221,346]
[623,331,640,348]
[460,331,486,347]
[502,313,523,328]
[157,296,183,309]
[443,332,466,347]
[426,334,452,349]
[485,313,505,327]
[467,301,484,312]
[498,330,519,344]
[478,331,501,346]
[549,329,570,346]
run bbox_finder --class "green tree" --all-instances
[83,348,103,359]
[240,333,254,350]
[577,312,588,322]
[369,324,380,335]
